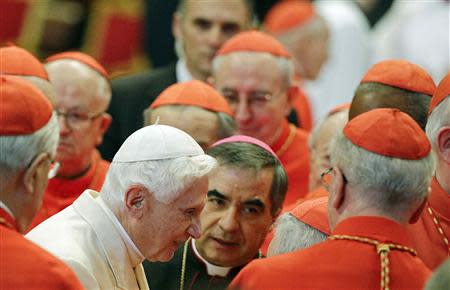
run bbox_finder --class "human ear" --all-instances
[124,187,147,218]
[436,127,450,164]
[330,167,346,212]
[96,113,112,145]
[23,153,49,196]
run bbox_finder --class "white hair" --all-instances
[268,213,327,256]
[330,132,436,219]
[212,51,294,90]
[0,113,59,181]
[101,155,217,205]
[426,96,450,150]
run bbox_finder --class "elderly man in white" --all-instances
[27,124,217,290]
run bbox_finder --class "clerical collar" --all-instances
[97,197,144,267]
[0,201,15,219]
[176,59,194,83]
[191,239,232,277]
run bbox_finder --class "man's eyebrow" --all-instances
[243,198,265,209]
[207,189,229,201]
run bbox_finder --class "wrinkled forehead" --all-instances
[45,60,109,110]
[214,53,284,91]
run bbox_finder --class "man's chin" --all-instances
[156,250,176,262]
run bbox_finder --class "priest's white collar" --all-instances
[176,59,194,83]
[191,238,232,277]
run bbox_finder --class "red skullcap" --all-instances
[212,135,279,161]
[216,30,291,58]
[151,80,233,116]
[0,45,48,80]
[46,51,109,79]
[290,197,330,235]
[429,72,450,114]
[344,108,431,160]
[264,0,316,34]
[361,60,436,96]
[0,75,53,135]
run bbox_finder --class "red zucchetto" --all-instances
[151,80,233,116]
[0,76,53,135]
[344,108,431,160]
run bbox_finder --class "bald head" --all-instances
[309,109,348,191]
[350,82,431,130]
[145,105,235,150]
[45,60,111,112]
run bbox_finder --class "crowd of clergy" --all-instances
[1,0,448,290]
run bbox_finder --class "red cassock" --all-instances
[271,119,310,209]
[0,208,84,290]
[230,216,430,290]
[408,177,450,269]
[29,150,109,229]
[291,86,313,132]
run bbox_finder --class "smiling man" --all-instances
[27,124,217,290]
[143,135,287,290]
[212,31,310,207]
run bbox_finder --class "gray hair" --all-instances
[330,132,435,220]
[101,155,217,205]
[268,213,328,256]
[0,113,59,182]
[426,96,450,150]
[212,51,294,90]
[424,260,450,290]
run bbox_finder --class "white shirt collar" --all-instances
[176,59,194,83]
[191,239,232,277]
[0,201,15,219]
[97,198,145,267]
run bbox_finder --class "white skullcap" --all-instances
[113,124,204,163]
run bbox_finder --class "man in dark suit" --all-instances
[143,136,287,290]
[100,0,254,160]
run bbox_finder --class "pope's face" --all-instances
[137,176,209,262]
[213,53,291,146]
[173,0,250,80]
[196,165,274,267]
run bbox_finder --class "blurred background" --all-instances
[2,0,447,81]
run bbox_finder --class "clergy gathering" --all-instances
[1,0,450,289]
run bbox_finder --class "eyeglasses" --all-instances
[47,157,60,179]
[55,110,103,129]
[320,167,333,191]
[221,90,278,110]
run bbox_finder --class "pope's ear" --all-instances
[124,187,146,218]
